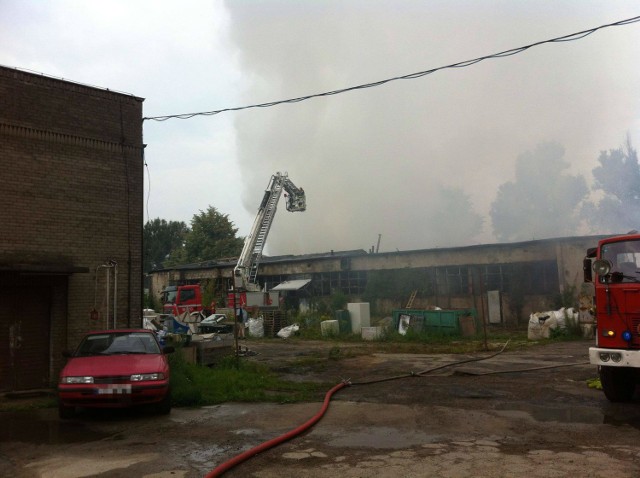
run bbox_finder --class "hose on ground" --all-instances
[204,380,349,478]
[205,340,588,476]
[350,340,510,385]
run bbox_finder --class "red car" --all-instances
[58,329,173,419]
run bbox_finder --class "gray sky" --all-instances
[1,1,639,255]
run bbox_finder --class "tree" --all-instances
[583,137,640,233]
[181,206,244,264]
[425,186,483,246]
[490,142,588,242]
[143,218,188,272]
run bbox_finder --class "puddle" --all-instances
[494,402,640,428]
[602,407,640,430]
[326,426,435,448]
[0,411,110,444]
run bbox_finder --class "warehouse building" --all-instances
[149,234,606,324]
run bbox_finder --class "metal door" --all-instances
[0,287,51,391]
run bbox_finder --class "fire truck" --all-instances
[229,172,306,307]
[161,284,205,315]
[585,232,640,401]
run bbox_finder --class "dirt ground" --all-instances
[1,338,639,477]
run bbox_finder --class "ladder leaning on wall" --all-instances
[405,290,417,308]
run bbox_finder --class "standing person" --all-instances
[236,305,248,339]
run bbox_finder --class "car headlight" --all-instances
[130,373,165,381]
[61,376,94,384]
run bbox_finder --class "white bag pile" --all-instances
[527,307,578,340]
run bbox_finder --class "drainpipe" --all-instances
[95,261,118,329]
[109,260,119,329]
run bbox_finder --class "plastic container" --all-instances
[361,326,382,341]
[321,320,340,336]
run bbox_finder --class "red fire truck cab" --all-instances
[585,233,640,402]
[161,285,204,316]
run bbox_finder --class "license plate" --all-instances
[97,384,132,395]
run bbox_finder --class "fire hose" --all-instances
[204,381,348,478]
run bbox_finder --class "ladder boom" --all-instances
[233,172,305,291]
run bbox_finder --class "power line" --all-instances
[143,15,640,123]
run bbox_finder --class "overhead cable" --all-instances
[143,15,640,123]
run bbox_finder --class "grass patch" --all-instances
[0,394,57,413]
[169,352,321,407]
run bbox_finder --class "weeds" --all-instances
[586,377,602,390]
[169,352,320,407]
[0,394,57,413]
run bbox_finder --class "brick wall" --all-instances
[0,66,144,355]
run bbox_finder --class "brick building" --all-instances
[0,66,144,392]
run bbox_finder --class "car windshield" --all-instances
[76,332,161,356]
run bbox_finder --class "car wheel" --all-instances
[59,403,75,419]
[157,388,172,415]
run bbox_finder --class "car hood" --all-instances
[62,354,168,377]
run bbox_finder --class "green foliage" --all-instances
[168,349,317,406]
[143,290,158,311]
[553,284,577,309]
[330,290,348,311]
[182,206,244,263]
[423,186,484,244]
[586,377,602,390]
[490,142,588,242]
[0,395,57,412]
[200,279,223,312]
[548,313,583,340]
[583,137,640,233]
[162,206,244,266]
[143,218,188,272]
[297,314,325,340]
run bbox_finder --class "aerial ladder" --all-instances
[233,172,306,292]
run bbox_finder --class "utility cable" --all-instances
[144,15,640,123]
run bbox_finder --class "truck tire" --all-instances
[599,366,636,402]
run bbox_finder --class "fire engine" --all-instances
[161,284,204,315]
[229,172,306,308]
[585,232,640,401]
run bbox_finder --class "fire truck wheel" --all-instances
[599,366,636,402]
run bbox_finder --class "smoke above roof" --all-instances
[225,1,640,254]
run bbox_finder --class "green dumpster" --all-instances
[392,308,477,336]
[335,309,351,334]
